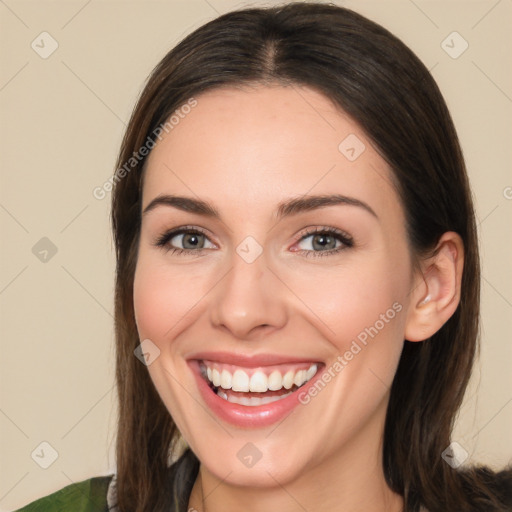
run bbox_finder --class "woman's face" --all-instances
[134,85,416,487]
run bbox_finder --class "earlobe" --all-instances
[405,232,464,342]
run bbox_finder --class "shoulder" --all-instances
[14,474,114,512]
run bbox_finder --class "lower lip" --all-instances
[188,360,324,428]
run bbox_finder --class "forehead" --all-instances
[142,85,402,224]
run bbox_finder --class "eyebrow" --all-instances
[142,193,378,220]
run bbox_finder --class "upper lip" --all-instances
[186,351,322,368]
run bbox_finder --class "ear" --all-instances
[404,231,464,342]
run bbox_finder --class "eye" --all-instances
[293,227,353,258]
[153,225,353,258]
[153,226,215,255]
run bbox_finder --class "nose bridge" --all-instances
[209,236,287,339]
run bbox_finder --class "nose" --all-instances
[209,246,288,341]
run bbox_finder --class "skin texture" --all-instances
[133,85,463,512]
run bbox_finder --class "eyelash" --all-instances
[153,225,354,258]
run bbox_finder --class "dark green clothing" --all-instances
[14,475,114,512]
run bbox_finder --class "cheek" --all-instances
[281,257,407,349]
[133,263,166,342]
[133,251,215,347]
[133,255,184,343]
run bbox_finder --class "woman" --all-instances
[16,2,512,511]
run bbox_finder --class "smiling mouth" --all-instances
[198,360,321,407]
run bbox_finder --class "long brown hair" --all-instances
[110,3,512,511]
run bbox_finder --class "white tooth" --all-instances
[249,371,268,392]
[282,370,294,389]
[294,369,307,387]
[220,369,232,389]
[260,393,291,404]
[217,389,228,400]
[231,369,250,392]
[239,396,253,406]
[206,366,212,382]
[268,370,283,391]
[212,368,221,387]
[227,394,239,404]
[223,391,293,406]
[306,364,317,381]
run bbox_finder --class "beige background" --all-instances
[1,0,511,509]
